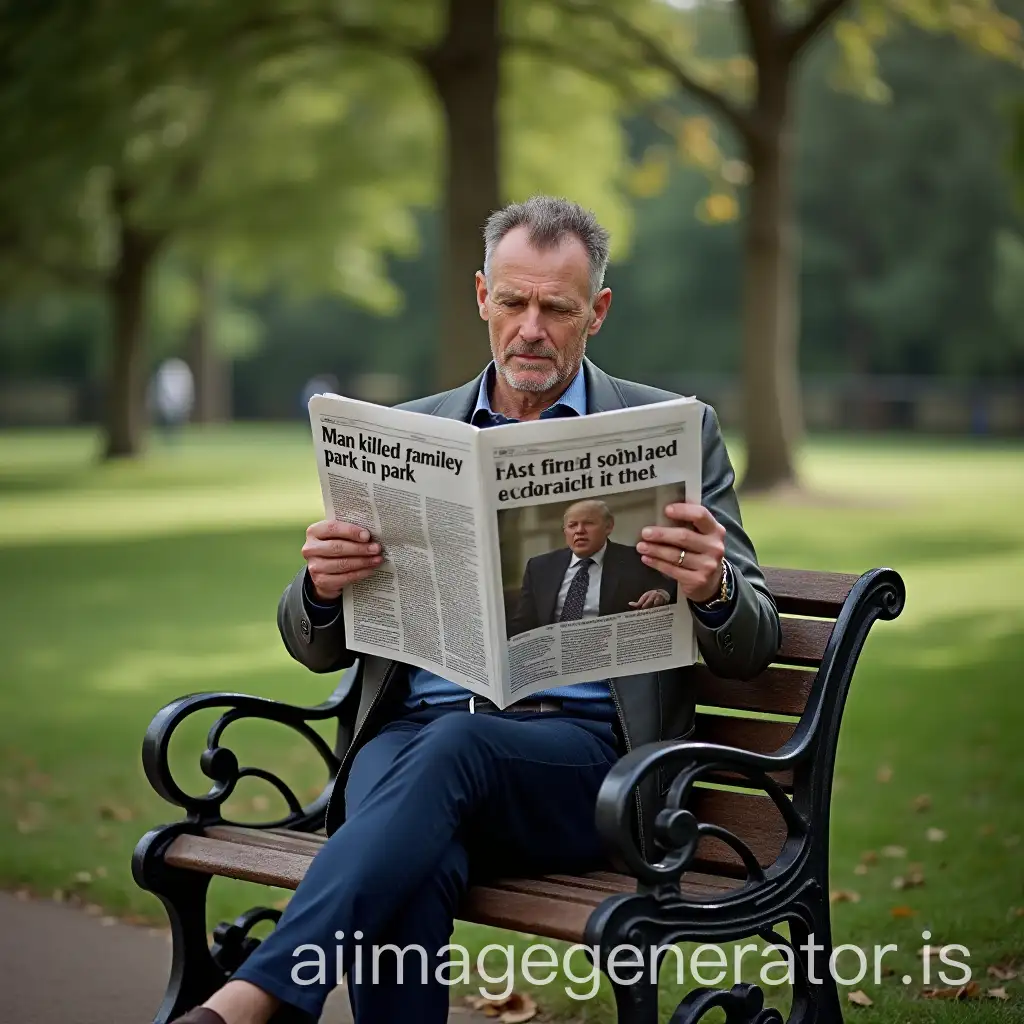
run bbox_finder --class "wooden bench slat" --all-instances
[692,713,796,791]
[687,789,788,878]
[205,826,326,856]
[166,834,311,889]
[694,713,797,753]
[540,872,635,894]
[692,665,815,717]
[461,887,597,943]
[485,878,610,907]
[763,567,859,618]
[778,617,833,666]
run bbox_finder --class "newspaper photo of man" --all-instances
[506,497,677,638]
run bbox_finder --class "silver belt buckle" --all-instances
[469,695,476,715]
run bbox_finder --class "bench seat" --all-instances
[165,825,743,944]
[134,565,906,1024]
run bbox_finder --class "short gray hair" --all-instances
[483,196,611,296]
[563,498,613,525]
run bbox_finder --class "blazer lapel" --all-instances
[431,372,485,422]
[583,357,628,414]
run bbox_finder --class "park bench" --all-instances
[133,565,905,1024]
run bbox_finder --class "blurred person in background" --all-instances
[151,357,194,441]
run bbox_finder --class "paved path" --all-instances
[0,892,487,1023]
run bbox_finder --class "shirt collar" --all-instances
[570,542,607,568]
[472,362,587,425]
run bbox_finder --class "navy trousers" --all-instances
[232,706,621,1022]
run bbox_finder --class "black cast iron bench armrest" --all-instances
[594,567,907,890]
[141,668,358,833]
[595,738,809,889]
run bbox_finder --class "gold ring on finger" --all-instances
[677,549,687,567]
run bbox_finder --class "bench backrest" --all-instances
[685,567,859,879]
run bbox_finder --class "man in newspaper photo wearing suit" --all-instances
[174,197,781,1024]
[507,498,675,638]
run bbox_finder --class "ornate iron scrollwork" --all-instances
[142,673,356,831]
[671,983,784,1024]
[211,906,283,975]
[594,567,907,894]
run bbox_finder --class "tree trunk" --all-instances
[187,266,231,423]
[739,111,801,492]
[427,0,500,391]
[104,189,161,459]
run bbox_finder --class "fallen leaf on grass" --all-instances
[853,863,869,876]
[860,850,878,864]
[921,981,979,1000]
[911,794,932,812]
[892,865,926,890]
[830,889,861,904]
[876,765,893,783]
[882,845,907,859]
[465,993,537,1023]
[98,803,135,823]
[890,905,916,918]
[918,945,961,960]
[926,827,947,843]
[987,987,1009,1000]
[979,823,996,836]
[987,964,1018,981]
[250,795,271,813]
[847,990,873,1007]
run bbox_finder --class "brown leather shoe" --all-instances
[170,1009,226,1024]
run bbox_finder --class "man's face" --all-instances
[475,226,611,394]
[563,502,613,558]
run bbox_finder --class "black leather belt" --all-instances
[465,696,563,714]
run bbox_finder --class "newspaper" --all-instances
[308,393,703,708]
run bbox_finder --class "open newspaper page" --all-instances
[478,397,703,704]
[308,395,502,698]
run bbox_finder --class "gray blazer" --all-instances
[278,358,782,844]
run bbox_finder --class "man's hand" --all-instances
[636,502,726,605]
[302,520,384,602]
[628,588,671,610]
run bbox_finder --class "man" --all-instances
[508,498,674,638]
[175,197,780,1024]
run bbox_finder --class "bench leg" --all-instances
[133,827,228,1024]
[603,945,661,1024]
[609,973,660,1024]
[787,910,843,1024]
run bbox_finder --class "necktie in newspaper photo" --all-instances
[559,558,593,622]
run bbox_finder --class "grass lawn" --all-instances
[1,425,1022,1022]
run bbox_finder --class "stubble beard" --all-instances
[492,323,589,395]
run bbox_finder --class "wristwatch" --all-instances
[696,558,734,610]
